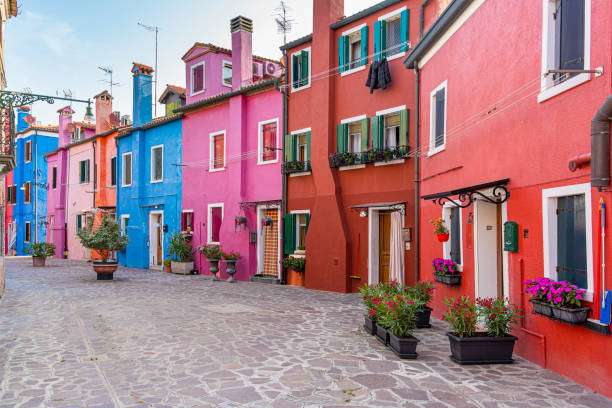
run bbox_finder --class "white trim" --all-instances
[181,209,194,234]
[15,130,58,140]
[148,210,164,269]
[442,203,463,272]
[378,6,406,21]
[538,0,591,103]
[221,59,232,88]
[290,46,311,93]
[122,152,132,187]
[289,210,311,215]
[290,127,311,135]
[340,65,367,77]
[542,182,593,301]
[418,0,486,68]
[339,164,366,171]
[209,130,226,172]
[190,61,205,96]
[207,203,224,244]
[502,202,509,298]
[374,159,405,167]
[428,80,447,156]
[367,204,406,284]
[342,22,367,36]
[340,114,366,124]
[289,171,311,178]
[150,144,164,183]
[257,117,280,165]
[182,209,194,213]
[386,51,406,62]
[376,105,406,116]
[120,214,130,236]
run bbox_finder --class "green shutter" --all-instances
[306,131,311,167]
[284,134,294,162]
[300,50,309,85]
[338,36,345,72]
[80,161,84,183]
[361,118,370,152]
[305,214,310,237]
[373,21,381,62]
[77,214,82,231]
[86,159,90,182]
[292,54,299,86]
[343,35,349,70]
[399,109,409,152]
[284,213,296,255]
[360,26,369,66]
[337,123,347,153]
[372,116,385,149]
[400,9,410,52]
[380,20,387,59]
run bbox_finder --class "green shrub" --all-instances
[281,257,305,272]
[167,233,194,262]
[77,216,128,261]
[25,242,55,259]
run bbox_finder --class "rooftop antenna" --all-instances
[97,66,120,97]
[274,0,294,45]
[138,22,160,116]
[63,89,73,107]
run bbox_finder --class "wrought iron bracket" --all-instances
[430,185,510,208]
[0,90,92,111]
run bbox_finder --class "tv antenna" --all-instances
[98,66,120,97]
[138,22,160,116]
[274,1,294,45]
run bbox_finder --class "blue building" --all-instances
[12,107,58,255]
[116,63,183,268]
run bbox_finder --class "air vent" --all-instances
[230,16,253,34]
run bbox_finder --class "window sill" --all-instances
[386,51,406,62]
[151,179,163,184]
[209,168,225,173]
[122,184,132,188]
[191,89,206,97]
[257,159,279,166]
[374,159,405,167]
[339,164,366,171]
[340,65,366,77]
[289,171,311,178]
[427,146,445,157]
[537,73,590,103]
[291,82,311,93]
[222,82,232,88]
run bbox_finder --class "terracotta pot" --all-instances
[286,267,305,287]
[437,233,450,242]
[164,263,172,273]
[32,257,46,267]
[93,261,118,280]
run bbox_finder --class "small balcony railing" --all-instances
[329,146,409,168]
[282,160,311,174]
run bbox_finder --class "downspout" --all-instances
[414,66,421,281]
[92,140,96,210]
[419,0,432,39]
[275,57,288,284]
[34,131,38,243]
[591,94,612,188]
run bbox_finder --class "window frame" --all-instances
[150,144,164,183]
[292,128,311,163]
[222,60,232,88]
[207,203,224,245]
[340,24,367,77]
[209,130,226,172]
[376,105,407,150]
[190,61,205,96]
[428,80,447,157]
[110,156,117,187]
[341,114,367,154]
[122,152,132,187]
[24,221,31,243]
[120,214,130,236]
[24,140,32,163]
[258,118,280,165]
[442,203,463,271]
[79,159,90,184]
[181,209,194,234]
[51,166,57,189]
[290,210,310,251]
[24,181,31,204]
[378,6,407,61]
[290,46,311,92]
[538,0,592,103]
[542,182,593,301]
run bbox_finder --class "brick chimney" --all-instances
[94,90,113,134]
[57,105,75,148]
[230,16,253,91]
[131,62,154,127]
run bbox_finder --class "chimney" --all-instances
[313,0,344,37]
[94,90,113,134]
[131,62,154,127]
[57,106,75,148]
[230,16,253,91]
[17,106,30,132]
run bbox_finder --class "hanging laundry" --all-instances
[365,58,391,94]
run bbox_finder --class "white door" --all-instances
[475,200,499,298]
[149,211,163,268]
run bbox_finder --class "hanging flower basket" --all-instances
[437,233,450,242]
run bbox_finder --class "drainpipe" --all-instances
[519,258,547,367]
[591,94,612,188]
[92,140,96,210]
[414,66,421,281]
[275,55,289,284]
[419,0,432,39]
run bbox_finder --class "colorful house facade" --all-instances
[159,85,185,116]
[403,0,612,397]
[174,16,283,280]
[116,63,183,269]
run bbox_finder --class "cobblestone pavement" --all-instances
[1,258,611,408]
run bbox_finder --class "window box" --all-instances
[282,160,311,174]
[529,299,590,325]
[447,332,517,365]
[433,272,462,286]
[361,146,408,164]
[329,152,361,168]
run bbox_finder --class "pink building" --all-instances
[175,16,284,281]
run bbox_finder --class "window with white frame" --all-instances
[296,133,309,163]
[291,47,311,90]
[191,61,205,95]
[151,145,163,182]
[349,31,362,70]
[295,213,309,249]
[181,210,194,234]
[540,0,591,101]
[339,24,367,74]
[120,215,129,236]
[375,7,409,61]
[122,152,132,186]
[542,183,593,298]
[209,131,225,171]
[443,205,462,267]
[258,119,279,164]
[222,60,232,87]
[79,159,90,184]
[384,112,400,148]
[347,122,362,153]
[208,204,223,244]
[429,81,447,155]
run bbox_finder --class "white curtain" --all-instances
[389,211,404,285]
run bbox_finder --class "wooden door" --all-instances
[379,213,391,283]
[156,214,162,266]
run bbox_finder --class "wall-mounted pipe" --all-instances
[568,153,591,172]
[591,94,612,187]
[519,258,547,367]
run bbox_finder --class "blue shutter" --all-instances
[360,26,369,66]
[338,36,345,72]
[373,21,381,62]
[400,9,410,52]
[558,0,585,71]
[556,195,587,288]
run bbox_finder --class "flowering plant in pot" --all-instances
[221,250,241,283]
[442,296,520,364]
[524,277,589,324]
[281,256,306,286]
[199,244,222,281]
[430,218,449,242]
[378,294,424,359]
[407,281,436,328]
[432,258,461,285]
[77,216,128,280]
[163,259,172,273]
[359,284,382,335]
[25,242,55,267]
[167,232,194,275]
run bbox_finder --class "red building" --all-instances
[281,0,447,292]
[404,0,612,397]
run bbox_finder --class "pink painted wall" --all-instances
[184,48,233,105]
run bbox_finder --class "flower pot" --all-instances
[375,323,390,346]
[416,306,432,328]
[433,272,462,286]
[171,261,194,275]
[437,233,450,242]
[93,261,118,280]
[164,263,172,273]
[208,259,220,281]
[223,259,238,283]
[446,332,517,364]
[32,257,46,267]
[529,299,589,324]
[363,316,377,335]
[388,333,419,359]
[529,299,553,318]
[286,267,305,287]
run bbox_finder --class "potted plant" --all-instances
[525,277,589,324]
[163,259,172,273]
[382,294,423,359]
[221,250,241,283]
[281,256,306,286]
[442,296,520,364]
[25,242,55,267]
[167,232,194,275]
[430,218,449,242]
[359,284,380,335]
[432,258,462,285]
[199,244,222,281]
[408,281,436,328]
[77,216,129,280]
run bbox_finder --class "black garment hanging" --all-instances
[365,58,392,94]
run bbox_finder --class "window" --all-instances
[222,61,232,87]
[120,215,129,236]
[209,131,225,171]
[259,119,279,164]
[297,133,309,163]
[208,204,223,244]
[6,184,11,204]
[24,222,31,243]
[151,145,163,182]
[24,182,31,203]
[285,129,311,172]
[429,81,447,155]
[51,166,57,189]
[72,127,82,141]
[24,140,32,163]
[122,153,132,186]
[291,47,311,90]
[296,213,309,249]
[542,183,593,299]
[386,16,402,54]
[76,214,82,232]
[181,210,194,233]
[339,26,367,74]
[384,113,400,148]
[540,0,591,102]
[283,212,310,254]
[78,160,90,184]
[443,205,462,267]
[349,32,362,70]
[338,116,368,154]
[347,122,362,153]
[110,156,117,186]
[374,8,410,61]
[191,61,205,95]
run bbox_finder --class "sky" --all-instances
[5,0,376,125]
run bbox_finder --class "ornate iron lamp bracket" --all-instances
[0,90,92,111]
[431,185,510,208]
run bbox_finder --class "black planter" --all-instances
[364,316,377,335]
[529,299,553,317]
[447,332,517,364]
[388,333,419,359]
[416,307,432,328]
[375,323,390,345]
[208,259,220,281]
[530,299,590,325]
[97,273,113,281]
[223,260,237,283]
[433,273,462,286]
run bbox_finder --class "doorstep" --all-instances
[250,274,281,284]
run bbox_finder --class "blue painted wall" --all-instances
[116,118,182,268]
